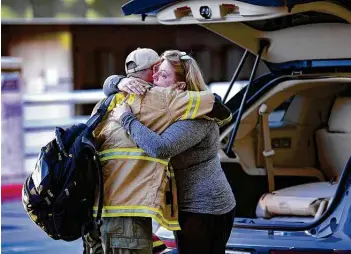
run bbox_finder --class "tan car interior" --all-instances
[223,78,351,222]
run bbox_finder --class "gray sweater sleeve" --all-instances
[120,112,212,159]
[102,75,125,96]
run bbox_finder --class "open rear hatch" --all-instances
[122,0,351,154]
[122,0,351,152]
[122,0,351,67]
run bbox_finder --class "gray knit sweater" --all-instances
[120,113,236,215]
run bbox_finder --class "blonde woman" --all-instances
[113,50,236,254]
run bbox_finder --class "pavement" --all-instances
[1,182,178,254]
[2,200,83,254]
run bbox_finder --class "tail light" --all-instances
[161,239,176,249]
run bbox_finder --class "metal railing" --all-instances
[23,89,105,105]
[23,89,105,172]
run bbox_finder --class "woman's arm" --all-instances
[120,112,213,159]
[103,75,150,96]
[103,75,124,96]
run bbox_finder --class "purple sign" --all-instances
[1,73,21,91]
[1,71,24,179]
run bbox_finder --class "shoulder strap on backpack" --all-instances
[86,94,115,131]
[86,95,115,233]
[89,95,116,243]
[54,95,114,157]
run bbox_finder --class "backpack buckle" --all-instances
[96,218,103,228]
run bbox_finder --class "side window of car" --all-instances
[268,96,294,123]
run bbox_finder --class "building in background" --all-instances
[1,0,269,175]
[2,0,269,90]
[1,2,269,252]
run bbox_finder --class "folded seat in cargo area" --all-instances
[256,96,351,221]
[256,182,337,220]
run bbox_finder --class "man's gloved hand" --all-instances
[207,93,233,127]
[111,103,132,122]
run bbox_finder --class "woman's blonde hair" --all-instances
[160,50,208,91]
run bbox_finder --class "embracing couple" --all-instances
[86,48,236,254]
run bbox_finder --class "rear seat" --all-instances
[256,97,351,220]
[257,103,324,193]
[316,97,351,180]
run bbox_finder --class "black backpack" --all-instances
[22,95,113,244]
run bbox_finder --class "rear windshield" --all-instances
[245,11,348,31]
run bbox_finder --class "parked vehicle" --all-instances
[122,1,351,253]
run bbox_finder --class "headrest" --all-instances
[328,97,351,133]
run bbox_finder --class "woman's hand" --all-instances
[111,103,132,122]
[118,78,151,95]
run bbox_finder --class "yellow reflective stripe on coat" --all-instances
[181,91,201,120]
[181,91,194,120]
[218,113,233,127]
[100,147,144,154]
[92,206,180,231]
[98,148,169,165]
[107,93,136,112]
[153,240,165,248]
[190,91,201,119]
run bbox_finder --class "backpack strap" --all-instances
[93,155,104,232]
[86,94,115,131]
[86,94,114,238]
[54,95,114,157]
